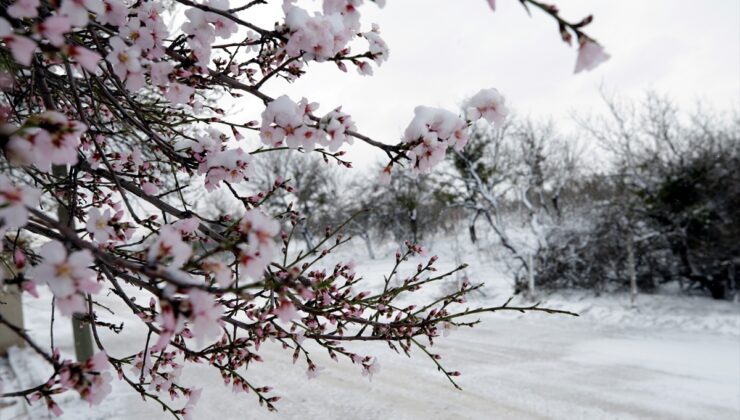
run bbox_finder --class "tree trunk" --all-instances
[410,208,418,244]
[527,254,536,300]
[300,224,315,251]
[468,210,480,244]
[627,232,638,307]
[360,231,375,259]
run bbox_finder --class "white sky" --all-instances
[230,0,740,169]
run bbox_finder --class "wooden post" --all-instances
[53,165,94,362]
[627,232,637,307]
[0,285,25,355]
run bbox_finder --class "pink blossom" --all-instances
[442,321,458,337]
[274,299,298,323]
[85,207,114,243]
[236,243,271,280]
[137,2,163,25]
[7,0,40,19]
[574,39,610,74]
[237,209,280,247]
[87,350,110,372]
[182,388,202,420]
[4,132,36,166]
[187,288,223,344]
[25,241,99,316]
[141,180,159,195]
[83,370,113,406]
[206,0,238,38]
[259,125,286,147]
[356,61,373,76]
[361,357,380,380]
[47,399,63,417]
[149,61,173,86]
[173,217,200,235]
[165,82,194,104]
[14,248,27,269]
[56,351,113,406]
[306,365,324,379]
[120,18,155,51]
[8,35,36,66]
[107,36,142,81]
[201,258,232,287]
[378,165,391,185]
[98,0,128,27]
[464,88,508,126]
[0,18,10,36]
[38,15,72,47]
[362,26,389,65]
[0,175,40,228]
[63,45,101,73]
[286,125,323,151]
[182,7,215,66]
[260,95,309,147]
[319,108,356,151]
[54,294,87,315]
[59,0,104,27]
[152,302,182,352]
[80,351,113,406]
[147,225,192,268]
[323,0,362,30]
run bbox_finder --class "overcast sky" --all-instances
[233,0,740,169]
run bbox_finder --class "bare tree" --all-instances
[251,150,341,250]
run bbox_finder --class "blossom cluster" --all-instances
[403,106,470,172]
[282,0,389,74]
[401,88,509,173]
[180,128,256,191]
[283,4,353,62]
[57,351,113,407]
[30,351,113,416]
[153,288,224,351]
[236,209,281,280]
[6,111,86,171]
[183,0,238,67]
[260,95,356,152]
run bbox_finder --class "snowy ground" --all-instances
[1,237,739,420]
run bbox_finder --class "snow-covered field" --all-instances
[2,239,739,420]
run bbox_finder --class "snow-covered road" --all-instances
[3,245,739,420]
[4,310,738,420]
[184,315,740,420]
